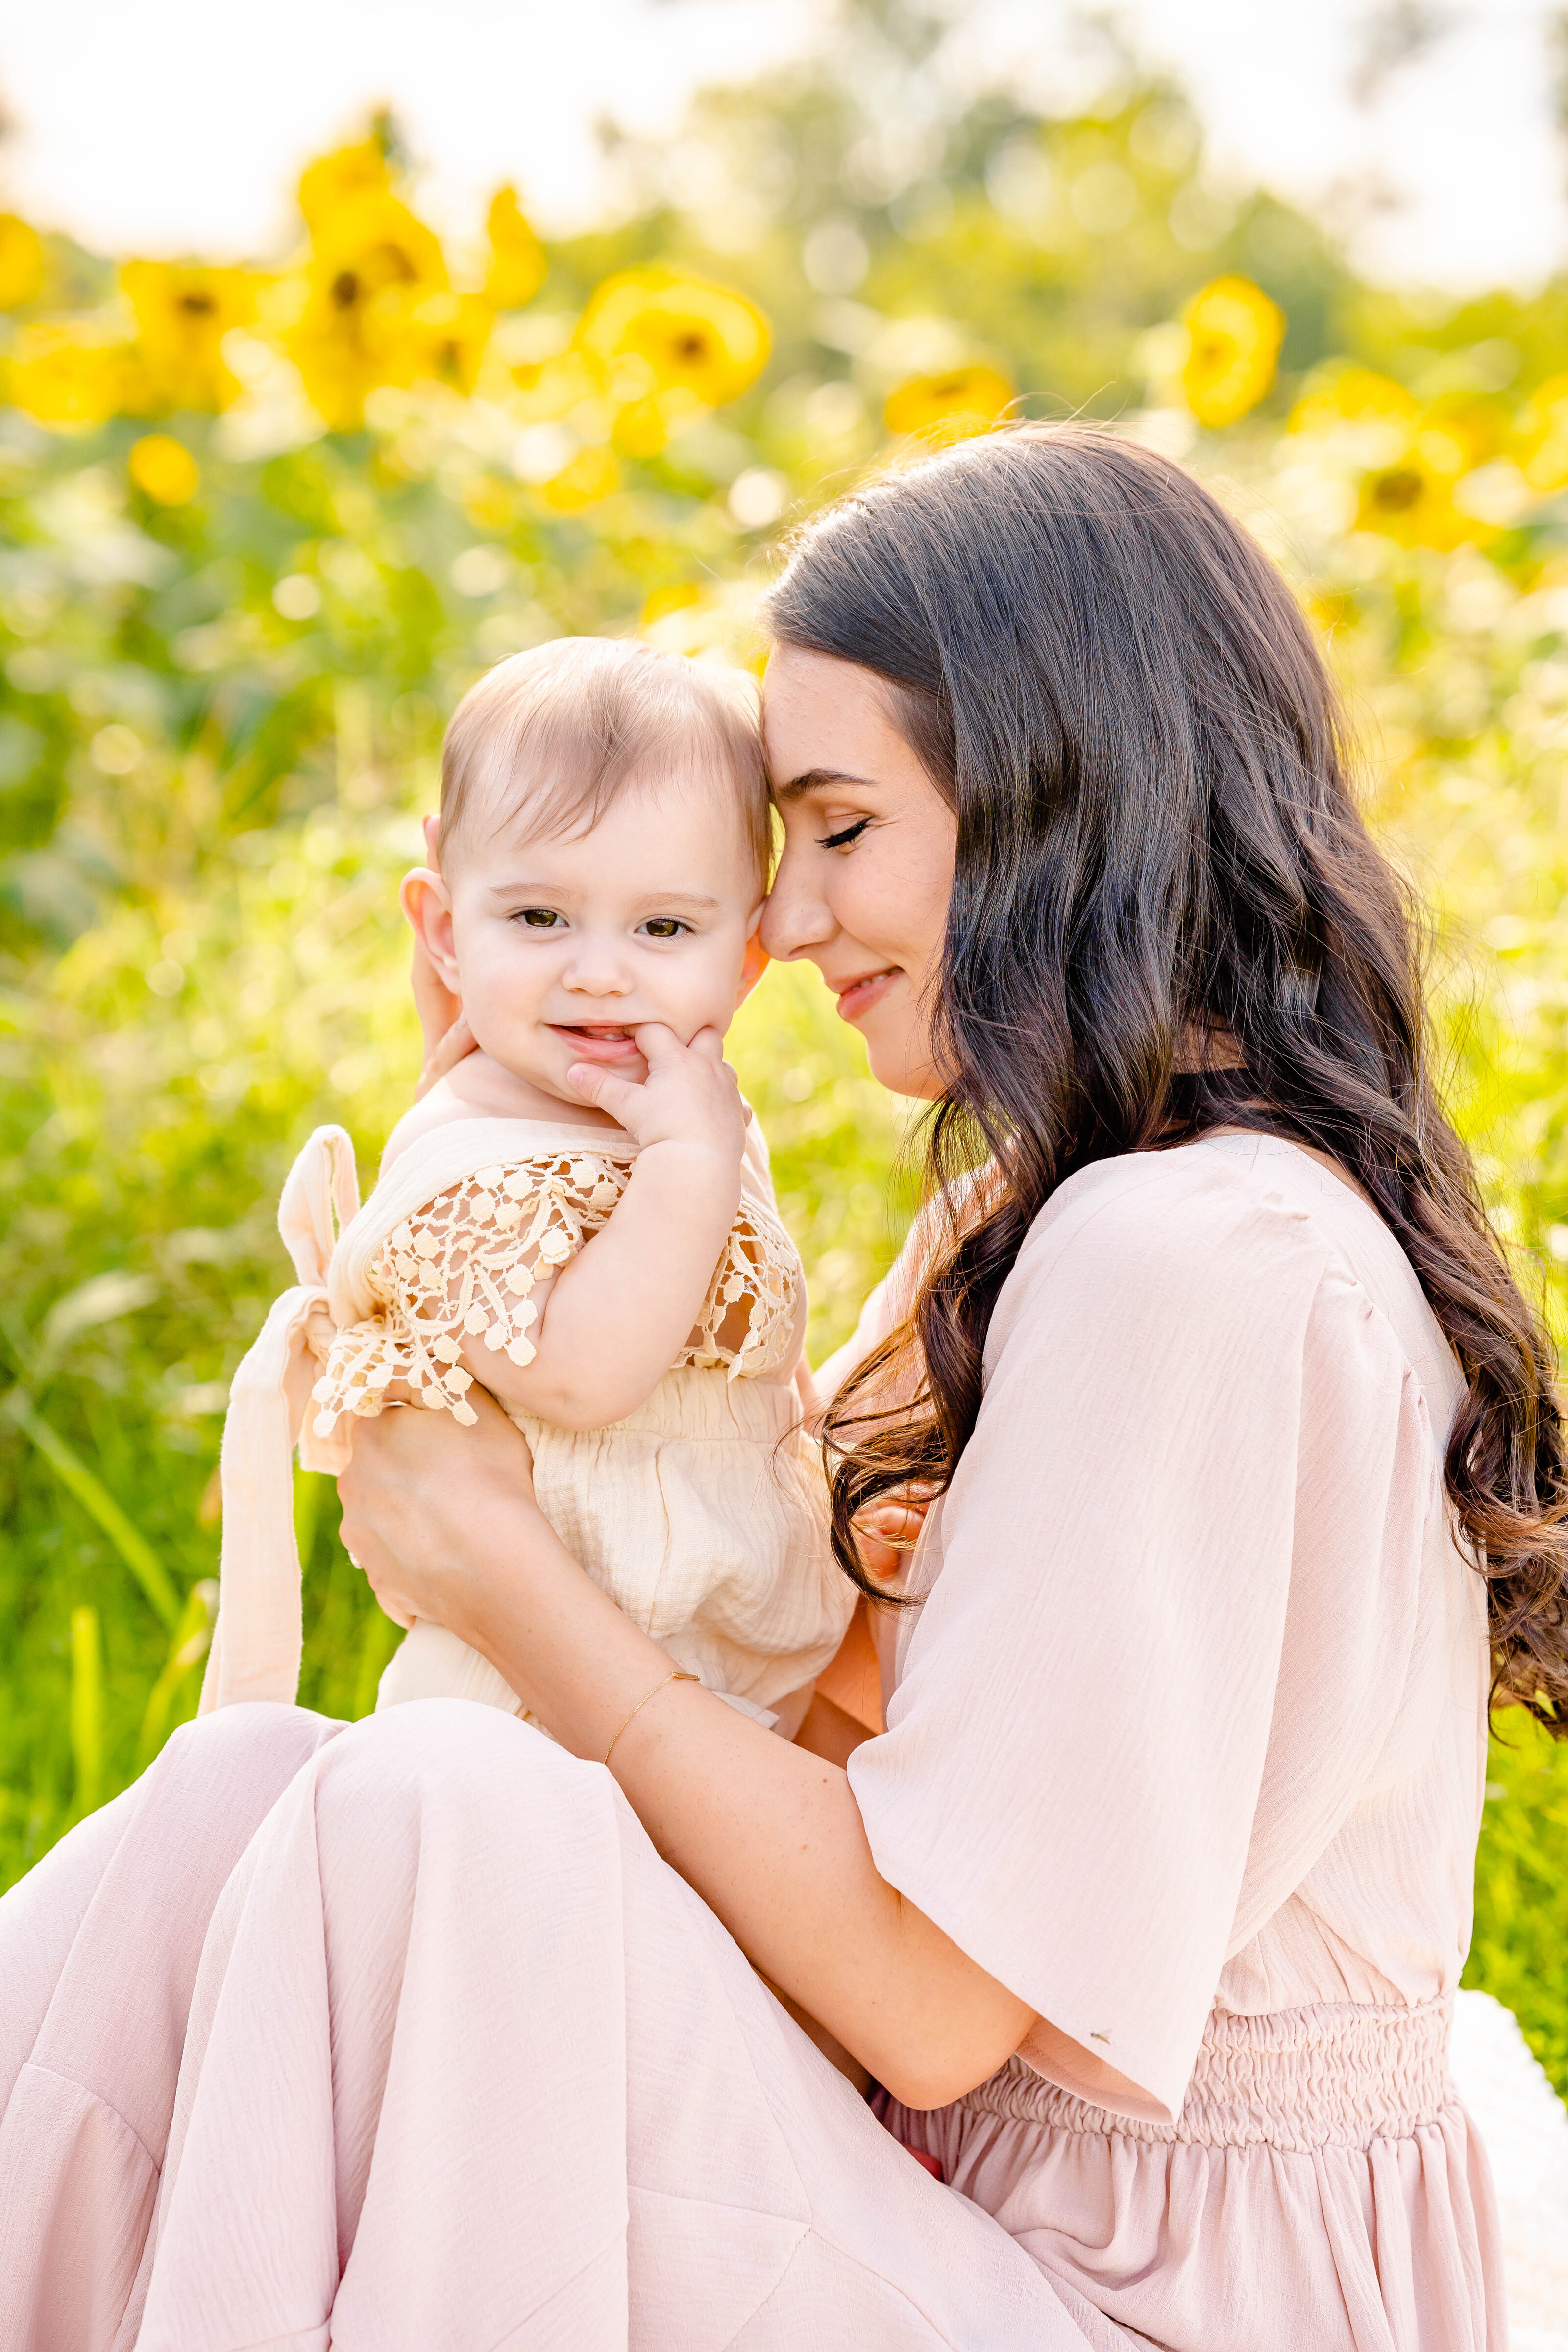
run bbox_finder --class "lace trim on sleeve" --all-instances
[684,1202,799,1378]
[310,1151,629,1435]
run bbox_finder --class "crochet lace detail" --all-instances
[311,1148,800,1435]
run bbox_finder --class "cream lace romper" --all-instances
[210,1110,852,1736]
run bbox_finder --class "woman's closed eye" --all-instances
[820,817,870,851]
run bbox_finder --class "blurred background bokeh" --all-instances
[2,0,1567,2089]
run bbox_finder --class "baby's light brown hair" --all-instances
[438,637,769,882]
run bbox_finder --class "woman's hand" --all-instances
[412,943,477,1100]
[337,1386,1035,2110]
[338,1385,538,1635]
[411,817,477,1098]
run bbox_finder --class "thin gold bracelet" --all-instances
[602,1669,701,1770]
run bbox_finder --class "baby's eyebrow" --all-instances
[772,767,878,802]
[486,880,724,910]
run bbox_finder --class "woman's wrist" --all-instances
[454,1484,678,1756]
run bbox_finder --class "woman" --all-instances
[3,425,1563,2350]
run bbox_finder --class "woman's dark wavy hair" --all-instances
[763,422,1568,1729]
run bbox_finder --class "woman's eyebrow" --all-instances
[773,766,879,802]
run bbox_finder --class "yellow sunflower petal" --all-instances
[1288,365,1417,436]
[575,268,770,409]
[539,444,622,511]
[8,324,134,427]
[128,433,200,504]
[120,260,260,413]
[1178,275,1284,430]
[288,193,451,429]
[485,186,546,311]
[298,137,393,232]
[0,214,45,310]
[1515,373,1568,493]
[883,365,1014,446]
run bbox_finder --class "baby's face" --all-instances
[436,766,763,1102]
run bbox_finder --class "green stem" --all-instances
[3,1387,182,1629]
[69,1604,104,1820]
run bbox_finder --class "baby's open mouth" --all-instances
[550,1022,644,1060]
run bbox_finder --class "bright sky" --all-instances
[0,0,1559,293]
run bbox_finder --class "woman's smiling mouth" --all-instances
[833,968,900,1025]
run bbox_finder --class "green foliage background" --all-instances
[2,6,1566,2094]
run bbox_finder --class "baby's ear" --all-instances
[400,867,459,987]
[421,812,441,871]
[735,922,771,1009]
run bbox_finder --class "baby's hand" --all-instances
[566,1022,746,1171]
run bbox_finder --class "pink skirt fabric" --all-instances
[882,2008,1506,2351]
[0,1703,1093,2352]
[0,1701,1505,2350]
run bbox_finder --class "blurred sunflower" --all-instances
[1179,276,1283,429]
[287,191,458,430]
[1355,436,1476,552]
[485,186,545,311]
[128,433,201,505]
[8,324,138,427]
[575,268,770,409]
[883,365,1014,445]
[540,444,622,511]
[0,214,45,309]
[120,261,260,412]
[1288,366,1417,436]
[298,137,392,232]
[1515,374,1568,492]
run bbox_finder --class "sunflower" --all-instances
[1355,437,1475,552]
[128,433,200,505]
[287,192,454,430]
[539,444,622,511]
[8,324,137,427]
[485,186,546,311]
[1179,276,1283,429]
[298,137,392,233]
[884,365,1014,445]
[1516,374,1568,493]
[120,261,260,412]
[0,214,45,310]
[575,268,770,409]
[1288,366,1418,437]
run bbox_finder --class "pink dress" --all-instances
[0,1135,1504,2349]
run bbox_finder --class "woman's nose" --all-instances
[761,838,834,961]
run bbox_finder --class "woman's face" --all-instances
[760,646,957,1100]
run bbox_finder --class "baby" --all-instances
[202,638,850,1737]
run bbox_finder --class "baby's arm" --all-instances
[464,1024,747,1430]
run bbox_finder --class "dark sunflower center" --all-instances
[1372,469,1423,514]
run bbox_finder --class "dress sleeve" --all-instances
[846,1156,1430,2125]
[310,1151,627,1435]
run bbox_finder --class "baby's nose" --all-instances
[562,949,633,994]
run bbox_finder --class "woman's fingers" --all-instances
[417,1014,478,1100]
[411,938,462,1052]
[337,1383,539,1642]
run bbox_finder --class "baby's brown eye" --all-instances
[642,917,685,939]
[519,907,562,928]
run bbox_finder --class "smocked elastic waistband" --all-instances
[959,1997,1454,2152]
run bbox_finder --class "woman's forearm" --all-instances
[451,1493,1033,2109]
